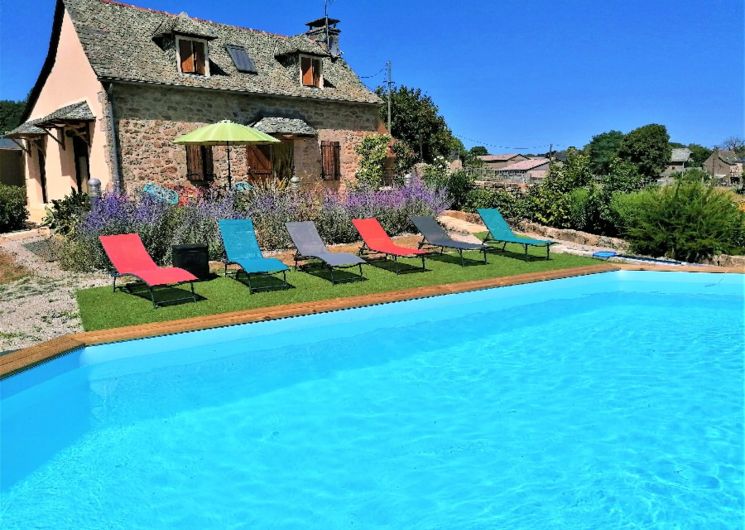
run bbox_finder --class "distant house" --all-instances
[6,0,382,221]
[703,150,743,186]
[495,157,551,182]
[662,148,691,176]
[477,153,528,170]
[0,138,25,187]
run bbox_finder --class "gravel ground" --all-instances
[0,230,109,352]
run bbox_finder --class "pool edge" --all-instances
[1,263,736,379]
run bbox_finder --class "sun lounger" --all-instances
[352,217,427,274]
[218,219,290,293]
[99,233,197,308]
[286,221,365,283]
[477,208,555,259]
[411,215,487,265]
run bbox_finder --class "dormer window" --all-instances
[177,37,209,76]
[300,55,322,88]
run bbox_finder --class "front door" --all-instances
[73,136,90,194]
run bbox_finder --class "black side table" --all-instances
[172,244,210,280]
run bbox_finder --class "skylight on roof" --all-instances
[225,44,257,74]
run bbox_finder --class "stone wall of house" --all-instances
[112,84,382,191]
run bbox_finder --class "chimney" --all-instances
[305,17,341,58]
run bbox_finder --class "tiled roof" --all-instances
[152,12,218,40]
[670,148,691,163]
[478,153,522,162]
[251,116,317,136]
[498,158,550,172]
[63,0,382,105]
[717,150,740,165]
[5,101,94,137]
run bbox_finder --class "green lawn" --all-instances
[77,244,598,331]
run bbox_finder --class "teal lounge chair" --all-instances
[218,219,290,293]
[477,208,555,259]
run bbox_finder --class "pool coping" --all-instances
[0,263,737,379]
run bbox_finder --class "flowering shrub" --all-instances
[57,178,449,272]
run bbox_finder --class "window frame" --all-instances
[299,54,323,88]
[176,36,210,77]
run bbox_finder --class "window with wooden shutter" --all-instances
[321,141,341,180]
[185,145,214,182]
[300,55,322,88]
[178,38,208,76]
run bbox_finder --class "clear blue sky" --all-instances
[1,0,743,150]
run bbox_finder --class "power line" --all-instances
[358,66,386,79]
[453,133,563,152]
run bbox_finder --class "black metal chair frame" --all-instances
[292,252,364,284]
[357,242,427,275]
[416,237,488,266]
[111,272,197,309]
[483,232,555,259]
[222,259,289,294]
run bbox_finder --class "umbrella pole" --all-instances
[227,141,232,189]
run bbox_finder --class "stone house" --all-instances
[7,0,383,221]
[477,153,528,170]
[661,147,691,177]
[495,157,551,182]
[703,150,743,186]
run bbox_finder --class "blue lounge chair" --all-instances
[477,208,555,259]
[218,219,289,293]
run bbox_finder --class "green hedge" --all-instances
[0,184,28,233]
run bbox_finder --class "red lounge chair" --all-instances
[99,233,198,308]
[352,218,427,274]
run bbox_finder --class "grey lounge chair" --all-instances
[411,215,487,266]
[286,221,365,283]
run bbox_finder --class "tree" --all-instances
[375,84,458,163]
[686,143,712,167]
[719,136,745,155]
[0,100,26,134]
[469,146,488,156]
[585,130,624,175]
[355,134,390,189]
[617,124,671,180]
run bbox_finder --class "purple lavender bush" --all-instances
[57,179,449,271]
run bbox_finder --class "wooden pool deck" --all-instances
[1,262,740,379]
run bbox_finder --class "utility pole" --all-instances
[386,60,393,133]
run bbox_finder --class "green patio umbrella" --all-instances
[174,120,279,188]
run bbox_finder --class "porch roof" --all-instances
[5,101,94,138]
[250,116,317,136]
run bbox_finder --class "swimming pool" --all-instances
[1,271,743,528]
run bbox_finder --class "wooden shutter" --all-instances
[312,59,321,87]
[246,145,273,181]
[179,39,194,73]
[201,146,214,181]
[301,56,314,86]
[321,141,341,180]
[185,145,203,180]
[193,41,206,75]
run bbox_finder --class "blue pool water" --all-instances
[1,271,743,529]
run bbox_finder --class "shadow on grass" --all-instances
[231,272,294,294]
[426,251,488,267]
[120,282,205,306]
[485,246,549,262]
[366,257,429,275]
[298,263,367,285]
